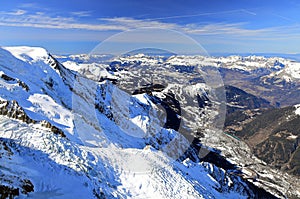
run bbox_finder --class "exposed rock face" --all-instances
[0,100,34,124]
[0,185,20,199]
[40,120,66,138]
[0,100,66,138]
[0,73,29,91]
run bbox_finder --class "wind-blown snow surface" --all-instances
[0,47,255,198]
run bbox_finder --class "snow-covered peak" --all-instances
[3,46,49,63]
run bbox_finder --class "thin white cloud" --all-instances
[35,12,45,15]
[0,9,27,16]
[0,21,125,31]
[272,13,296,23]
[12,9,27,15]
[1,10,300,41]
[18,3,51,13]
[98,17,177,29]
[19,3,38,8]
[142,9,256,21]
[183,23,269,36]
[240,9,257,16]
[98,17,272,37]
[0,13,126,31]
[70,11,93,17]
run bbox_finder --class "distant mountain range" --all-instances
[211,53,300,62]
[125,48,176,57]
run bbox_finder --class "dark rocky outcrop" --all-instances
[0,100,66,138]
[0,73,29,91]
[0,185,19,199]
[0,100,34,124]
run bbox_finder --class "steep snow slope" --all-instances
[0,46,265,198]
[1,114,254,199]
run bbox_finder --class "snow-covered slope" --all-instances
[1,47,298,198]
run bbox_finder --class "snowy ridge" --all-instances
[3,46,49,63]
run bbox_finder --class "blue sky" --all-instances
[1,0,300,54]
